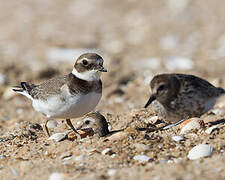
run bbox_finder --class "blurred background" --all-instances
[1,1,225,179]
[1,0,225,111]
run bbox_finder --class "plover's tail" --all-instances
[12,82,35,99]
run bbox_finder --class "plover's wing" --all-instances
[30,75,68,100]
[13,75,68,100]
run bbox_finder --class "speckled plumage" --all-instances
[145,73,225,122]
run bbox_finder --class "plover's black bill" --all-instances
[144,94,156,108]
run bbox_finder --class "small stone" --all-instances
[133,155,151,163]
[47,120,58,129]
[107,169,117,176]
[101,148,113,155]
[49,172,67,180]
[104,131,127,142]
[134,143,150,152]
[74,155,84,161]
[0,74,8,85]
[172,136,185,142]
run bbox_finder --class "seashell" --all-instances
[172,135,185,142]
[67,128,94,140]
[187,144,213,160]
[205,125,219,134]
[133,155,151,163]
[48,133,67,142]
[180,118,204,134]
[104,131,127,142]
[101,148,113,155]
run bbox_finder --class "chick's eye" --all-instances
[85,120,90,125]
[82,59,88,65]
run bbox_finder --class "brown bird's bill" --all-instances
[144,94,156,108]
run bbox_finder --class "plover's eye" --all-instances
[85,120,90,125]
[82,59,88,66]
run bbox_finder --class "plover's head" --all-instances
[144,74,180,108]
[72,53,107,81]
[77,111,109,137]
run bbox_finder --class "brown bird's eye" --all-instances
[158,84,165,91]
[82,59,88,66]
[85,120,90,125]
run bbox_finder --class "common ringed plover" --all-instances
[13,53,107,138]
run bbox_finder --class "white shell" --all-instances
[187,144,213,160]
[180,118,204,134]
[48,133,66,142]
[47,120,58,129]
[49,172,66,180]
[133,155,151,163]
[172,136,184,142]
[205,125,219,134]
[101,148,113,155]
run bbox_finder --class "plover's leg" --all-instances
[44,119,51,137]
[66,119,81,140]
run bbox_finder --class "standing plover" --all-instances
[13,53,107,138]
[144,73,225,123]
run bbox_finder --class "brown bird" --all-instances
[144,73,225,123]
[13,53,107,138]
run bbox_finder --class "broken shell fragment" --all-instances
[180,118,205,134]
[104,131,127,142]
[68,128,94,140]
[48,133,67,142]
[187,144,213,160]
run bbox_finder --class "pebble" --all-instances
[74,155,84,161]
[172,136,185,142]
[48,133,67,142]
[165,56,194,70]
[107,169,117,176]
[0,74,8,85]
[49,172,67,180]
[134,143,150,152]
[133,155,151,163]
[101,148,113,155]
[47,120,58,129]
[188,144,213,160]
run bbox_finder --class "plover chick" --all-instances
[77,111,109,137]
[13,53,107,138]
[144,73,225,123]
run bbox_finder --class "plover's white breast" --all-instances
[32,85,101,119]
